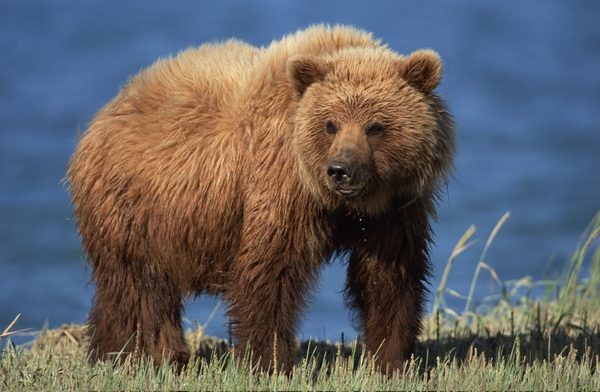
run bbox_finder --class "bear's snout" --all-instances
[327,162,354,185]
[326,153,369,197]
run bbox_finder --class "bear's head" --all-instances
[289,47,454,215]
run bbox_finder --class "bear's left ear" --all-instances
[400,50,442,93]
[288,56,329,96]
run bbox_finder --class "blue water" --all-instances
[1,1,599,342]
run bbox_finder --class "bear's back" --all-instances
[115,39,261,121]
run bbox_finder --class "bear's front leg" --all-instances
[344,201,432,375]
[226,206,324,373]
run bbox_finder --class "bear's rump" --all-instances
[69,81,248,293]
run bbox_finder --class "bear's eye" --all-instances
[325,120,338,134]
[365,122,385,136]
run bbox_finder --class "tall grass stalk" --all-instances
[430,224,476,331]
[464,211,510,313]
[560,212,600,303]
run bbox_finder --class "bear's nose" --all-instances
[327,163,353,185]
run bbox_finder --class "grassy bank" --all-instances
[1,212,599,390]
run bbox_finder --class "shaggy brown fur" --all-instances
[67,25,454,374]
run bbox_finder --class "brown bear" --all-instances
[67,24,454,374]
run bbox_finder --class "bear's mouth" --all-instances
[334,187,363,198]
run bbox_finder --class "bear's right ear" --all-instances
[400,50,443,94]
[288,56,329,96]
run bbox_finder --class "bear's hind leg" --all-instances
[88,261,189,367]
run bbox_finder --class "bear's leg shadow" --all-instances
[88,260,189,366]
